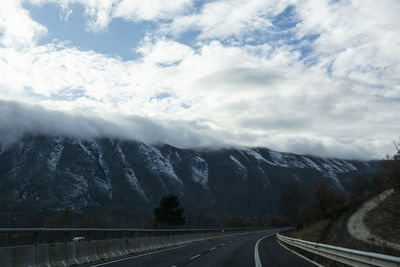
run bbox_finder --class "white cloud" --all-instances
[0,0,399,159]
[113,0,192,22]
[137,37,194,65]
[162,0,290,40]
[295,0,400,95]
[0,0,47,47]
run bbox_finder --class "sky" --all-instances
[0,0,399,159]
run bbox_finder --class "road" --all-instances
[88,229,315,267]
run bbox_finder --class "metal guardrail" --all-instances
[277,234,400,267]
[0,227,263,233]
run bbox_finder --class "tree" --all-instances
[278,179,306,221]
[311,181,345,218]
[224,214,245,228]
[381,142,400,190]
[184,210,216,228]
[376,142,400,219]
[154,194,185,226]
[299,181,346,226]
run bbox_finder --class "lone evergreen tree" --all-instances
[154,194,185,225]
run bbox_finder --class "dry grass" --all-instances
[284,191,400,258]
[286,219,339,243]
[364,191,400,244]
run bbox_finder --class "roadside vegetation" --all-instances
[365,143,400,245]
[284,141,400,257]
[364,190,400,244]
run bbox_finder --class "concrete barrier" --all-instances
[12,245,37,267]
[125,238,134,253]
[66,243,79,266]
[140,237,151,252]
[49,243,68,267]
[122,239,129,255]
[97,240,109,260]
[0,228,269,266]
[37,244,50,267]
[87,241,100,262]
[130,237,144,253]
[111,239,123,257]
[105,239,116,258]
[0,247,12,267]
[76,241,91,264]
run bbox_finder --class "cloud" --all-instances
[295,0,400,95]
[136,37,194,65]
[196,67,284,91]
[113,0,193,22]
[0,0,47,47]
[0,0,399,159]
[0,100,225,149]
[160,0,297,40]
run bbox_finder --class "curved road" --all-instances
[88,230,315,267]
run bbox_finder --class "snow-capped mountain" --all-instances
[0,135,379,219]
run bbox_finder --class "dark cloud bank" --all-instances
[0,100,385,160]
[0,100,225,149]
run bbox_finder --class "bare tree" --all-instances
[278,179,306,219]
[381,142,400,190]
[312,181,345,218]
[376,142,400,219]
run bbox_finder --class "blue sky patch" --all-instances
[25,2,155,60]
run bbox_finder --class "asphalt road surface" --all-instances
[88,229,315,267]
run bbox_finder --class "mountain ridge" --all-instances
[0,134,380,220]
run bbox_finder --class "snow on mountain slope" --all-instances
[191,155,209,189]
[245,149,276,166]
[301,156,322,171]
[258,167,271,187]
[263,150,361,190]
[66,169,89,205]
[47,139,64,171]
[331,159,357,172]
[91,141,111,179]
[0,135,379,218]
[269,150,290,167]
[116,143,148,201]
[229,155,248,179]
[138,144,184,188]
[91,141,112,199]
[78,141,95,159]
[237,150,249,162]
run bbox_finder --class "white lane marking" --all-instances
[209,247,216,251]
[228,240,233,243]
[254,233,276,267]
[90,229,277,267]
[220,243,226,246]
[277,239,322,267]
[190,254,201,260]
[89,245,187,266]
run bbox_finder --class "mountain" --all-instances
[0,135,380,220]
